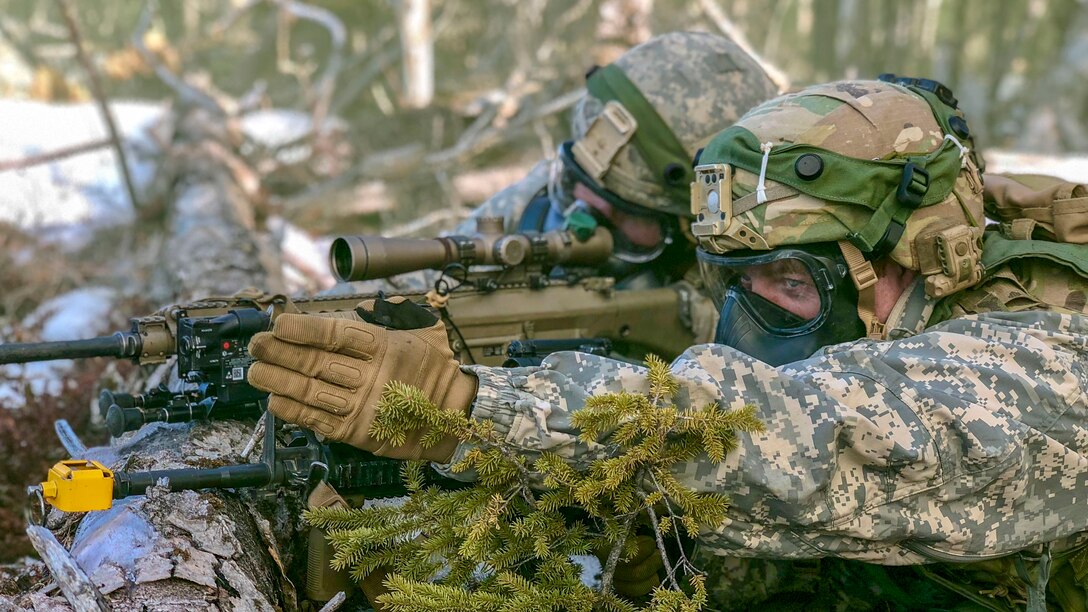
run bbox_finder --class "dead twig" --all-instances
[317,591,347,612]
[382,208,471,238]
[425,87,583,166]
[278,86,579,218]
[206,0,262,41]
[274,143,425,215]
[25,525,109,612]
[328,1,455,119]
[133,0,227,116]
[56,0,143,210]
[599,512,637,596]
[639,491,680,590]
[327,22,398,110]
[0,138,110,173]
[534,0,595,64]
[269,0,346,129]
[0,15,42,69]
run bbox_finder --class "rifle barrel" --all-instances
[0,332,141,365]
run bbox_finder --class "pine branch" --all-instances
[306,354,763,610]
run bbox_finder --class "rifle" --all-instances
[10,218,697,599]
[1,220,696,437]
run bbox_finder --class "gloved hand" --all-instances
[247,298,478,462]
[597,535,664,599]
[359,565,392,612]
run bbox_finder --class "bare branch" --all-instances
[132,0,227,116]
[382,208,471,238]
[648,470,697,573]
[56,0,142,210]
[425,87,583,167]
[25,525,109,612]
[0,15,42,68]
[697,0,791,93]
[640,490,680,590]
[599,513,636,595]
[269,0,347,128]
[206,0,262,40]
[317,591,347,612]
[329,37,401,118]
[0,138,110,173]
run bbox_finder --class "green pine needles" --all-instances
[304,355,764,611]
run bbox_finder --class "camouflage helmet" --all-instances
[691,79,986,308]
[564,31,781,219]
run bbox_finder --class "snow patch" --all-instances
[26,287,118,342]
[239,108,345,166]
[0,100,163,244]
[984,149,1088,184]
[240,109,314,149]
[267,215,335,293]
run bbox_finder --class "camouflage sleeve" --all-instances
[439,310,1088,564]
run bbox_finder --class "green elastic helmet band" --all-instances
[701,84,969,255]
[586,64,693,203]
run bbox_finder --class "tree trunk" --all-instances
[396,0,434,109]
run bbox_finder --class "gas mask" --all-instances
[548,141,676,265]
[697,243,866,365]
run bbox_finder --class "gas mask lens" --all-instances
[699,244,867,365]
[697,247,841,335]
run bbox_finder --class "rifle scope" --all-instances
[329,226,613,282]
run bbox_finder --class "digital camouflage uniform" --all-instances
[436,80,1088,611]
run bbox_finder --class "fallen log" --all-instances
[6,101,301,611]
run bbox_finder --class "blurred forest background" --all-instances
[1,0,1086,236]
[0,0,1086,573]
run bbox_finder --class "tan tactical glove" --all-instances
[247,298,477,462]
[596,535,664,599]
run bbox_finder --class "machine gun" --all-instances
[1,219,696,437]
[10,217,698,601]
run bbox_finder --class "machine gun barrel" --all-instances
[113,463,275,499]
[0,331,142,365]
[330,225,613,282]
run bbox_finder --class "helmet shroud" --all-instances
[568,31,781,219]
[692,79,986,339]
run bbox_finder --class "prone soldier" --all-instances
[337,31,781,345]
[249,78,1088,610]
[12,31,784,609]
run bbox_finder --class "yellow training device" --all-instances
[37,460,115,513]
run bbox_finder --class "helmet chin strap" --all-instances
[838,240,886,339]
